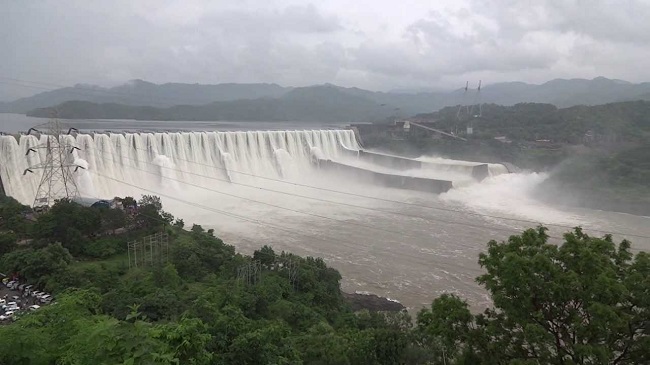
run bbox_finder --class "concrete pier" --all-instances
[317,159,453,194]
[355,150,493,182]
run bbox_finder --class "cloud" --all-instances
[1,0,650,100]
[342,0,650,90]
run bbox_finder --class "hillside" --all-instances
[6,77,650,118]
[27,85,390,123]
[1,80,289,113]
[426,100,650,144]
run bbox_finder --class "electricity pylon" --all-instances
[23,119,84,210]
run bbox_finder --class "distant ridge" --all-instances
[1,80,289,113]
[4,77,650,120]
[27,85,390,123]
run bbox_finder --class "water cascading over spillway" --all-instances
[0,130,361,205]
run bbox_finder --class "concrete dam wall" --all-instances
[316,159,453,194]
[350,150,492,182]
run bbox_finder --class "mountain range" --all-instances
[3,77,650,122]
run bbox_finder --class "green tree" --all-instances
[137,195,173,230]
[30,199,101,254]
[0,231,18,256]
[416,293,475,363]
[139,195,163,212]
[472,227,650,364]
[0,243,73,283]
[100,207,127,234]
[253,245,276,268]
[0,195,31,236]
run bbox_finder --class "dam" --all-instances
[2,127,648,311]
[0,129,507,206]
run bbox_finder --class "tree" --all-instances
[0,243,73,283]
[0,195,31,236]
[139,195,163,212]
[0,231,17,256]
[30,199,101,252]
[471,227,650,364]
[137,195,173,230]
[191,224,204,233]
[122,196,137,208]
[158,315,213,365]
[416,294,474,363]
[253,245,276,268]
[100,207,126,234]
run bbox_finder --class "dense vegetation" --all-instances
[426,101,650,145]
[0,195,648,364]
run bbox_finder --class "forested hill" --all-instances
[425,100,650,144]
[26,85,391,123]
[7,76,650,118]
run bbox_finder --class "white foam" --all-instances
[441,172,585,226]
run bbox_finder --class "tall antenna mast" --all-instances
[456,81,470,120]
[24,118,84,210]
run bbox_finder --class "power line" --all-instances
[87,146,533,237]
[2,76,647,239]
[86,170,413,255]
[82,144,650,240]
[67,189,336,279]
[82,146,650,242]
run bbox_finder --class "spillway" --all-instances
[0,129,509,206]
[0,130,361,205]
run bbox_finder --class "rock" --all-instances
[342,292,406,312]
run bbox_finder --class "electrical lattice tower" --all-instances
[24,119,82,210]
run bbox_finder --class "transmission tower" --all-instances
[455,80,482,135]
[127,231,170,269]
[23,119,84,210]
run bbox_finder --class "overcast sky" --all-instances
[2,0,650,101]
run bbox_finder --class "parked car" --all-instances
[0,311,14,320]
[6,281,15,288]
[40,295,52,303]
[28,305,40,311]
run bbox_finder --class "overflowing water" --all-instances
[0,130,360,205]
[1,129,649,311]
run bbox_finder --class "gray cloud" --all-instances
[1,0,649,101]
